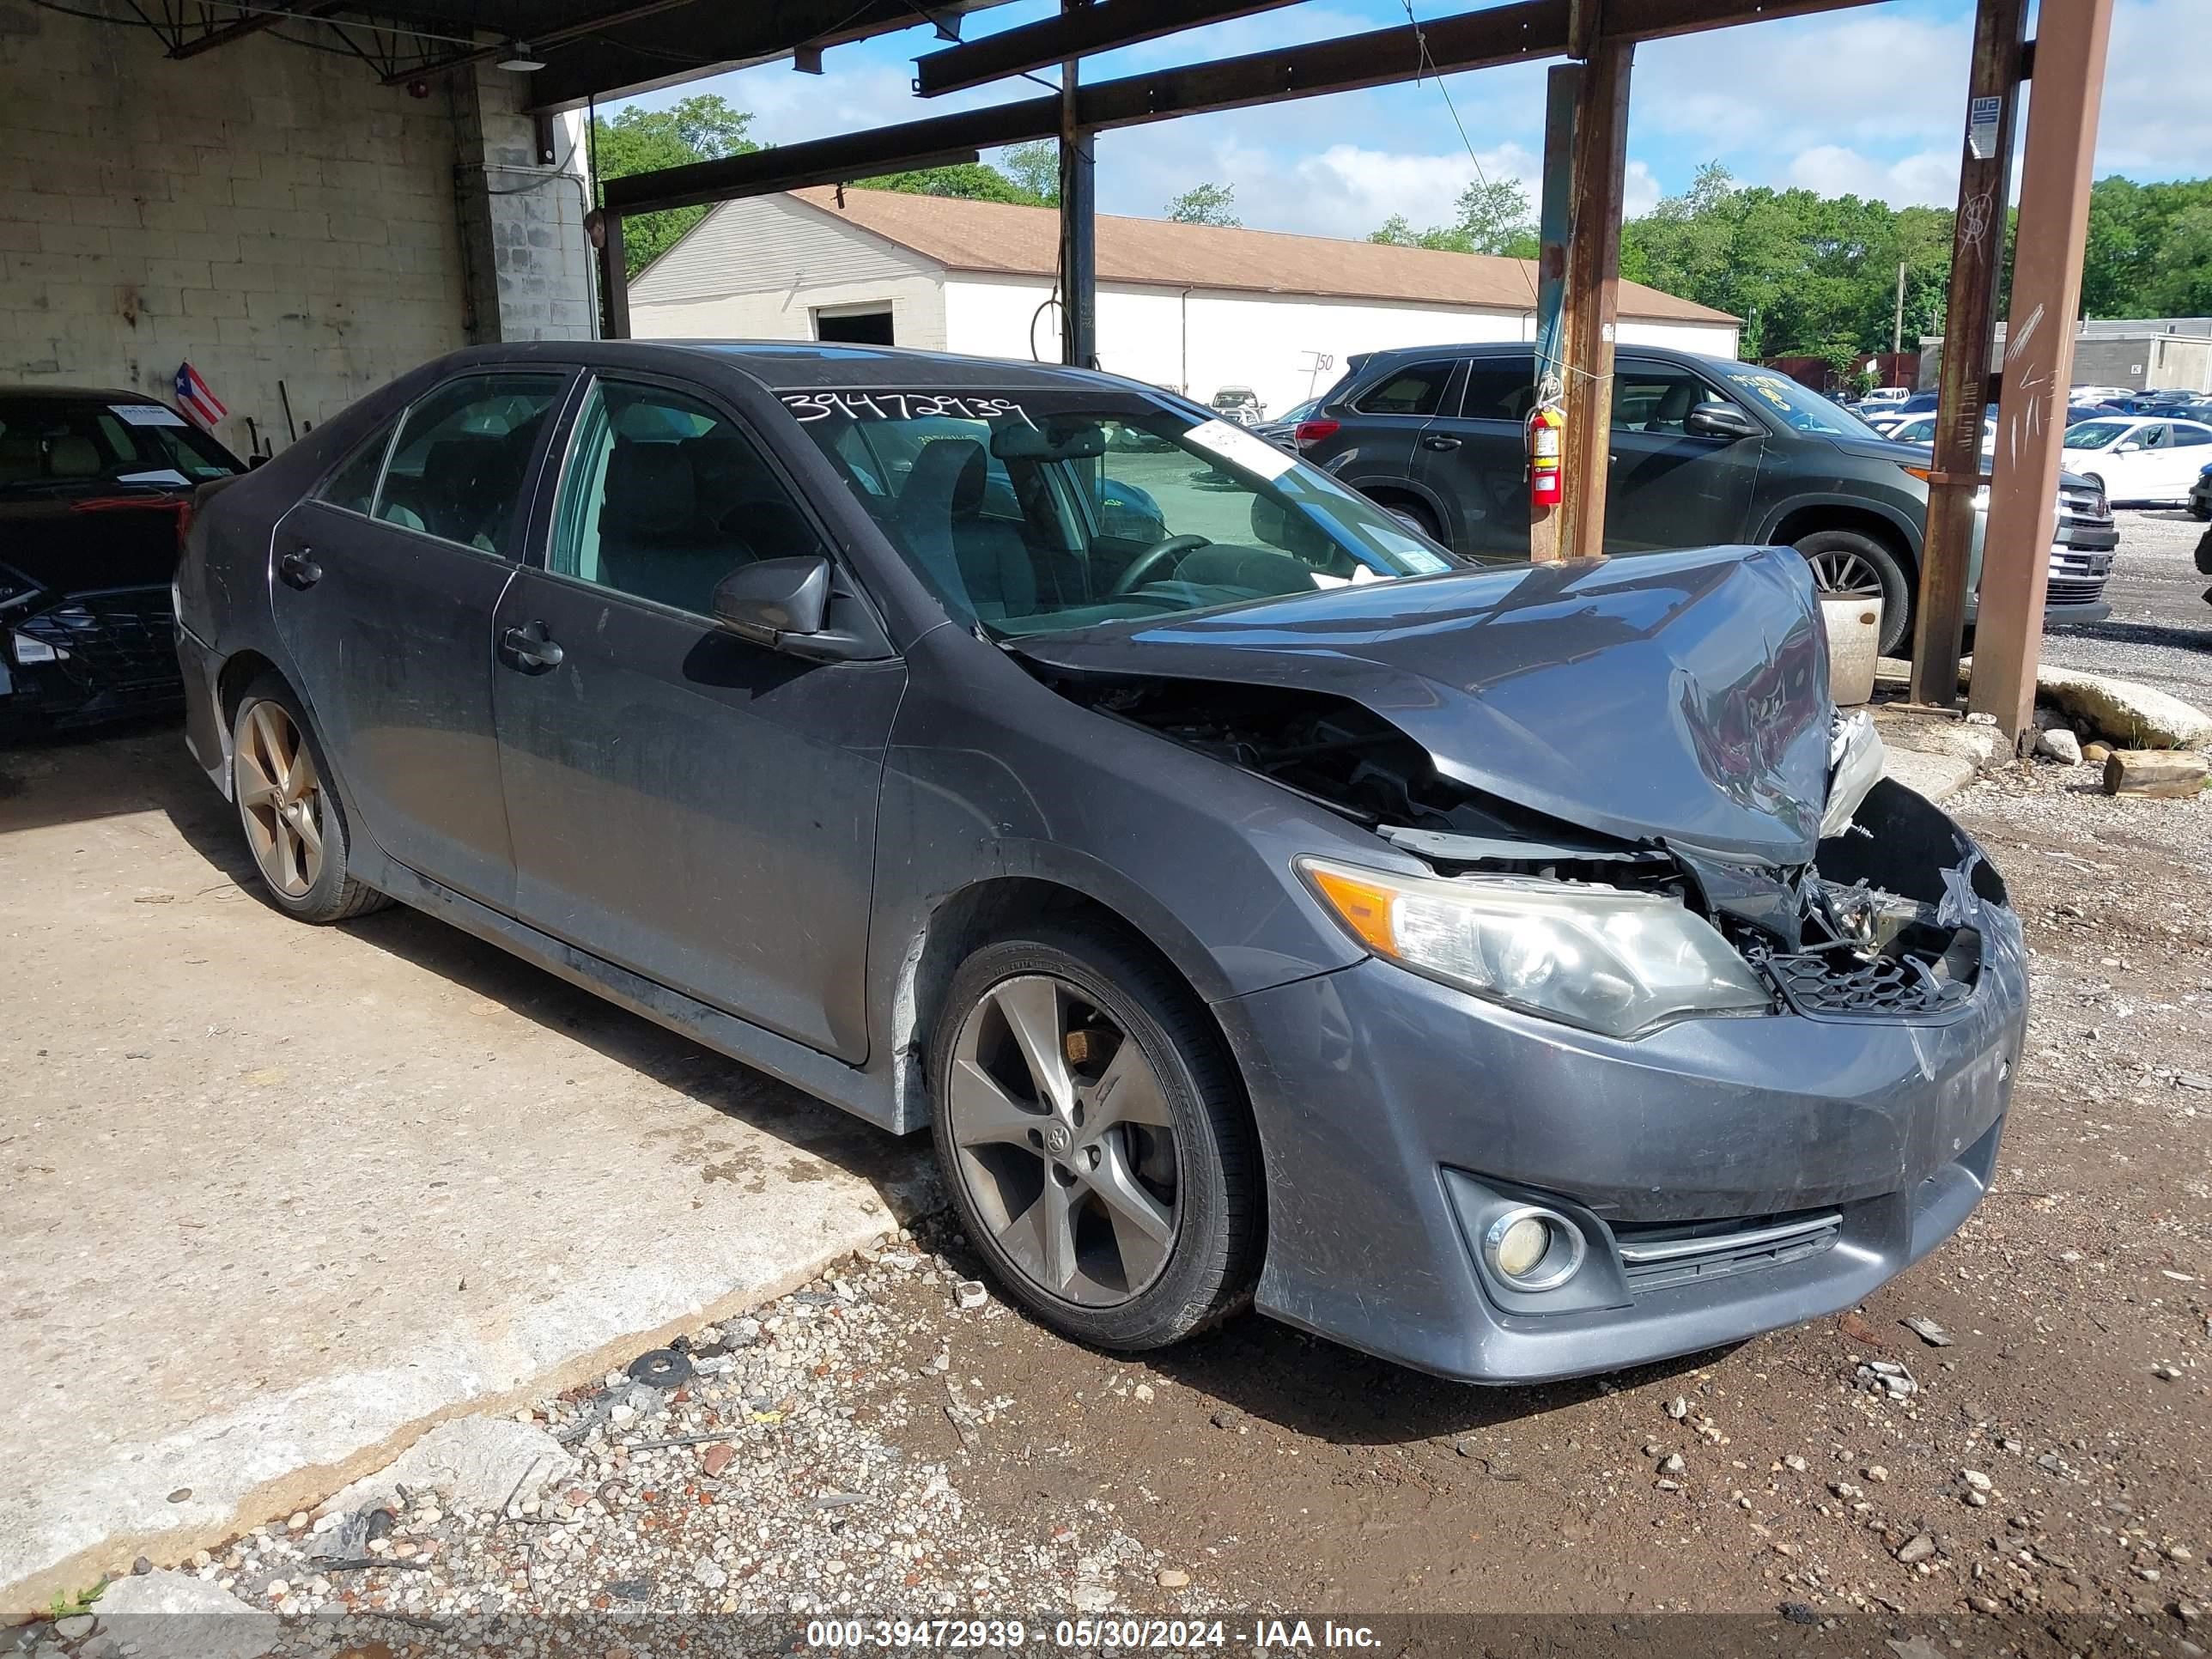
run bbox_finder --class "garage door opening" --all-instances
[814,306,894,345]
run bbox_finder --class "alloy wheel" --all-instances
[1806,547,1885,601]
[944,975,1183,1308]
[235,701,325,898]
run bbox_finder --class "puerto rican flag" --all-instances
[173,362,227,430]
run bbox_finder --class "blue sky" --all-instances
[615,0,2210,241]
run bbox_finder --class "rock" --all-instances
[322,1415,576,1517]
[263,1579,289,1599]
[701,1443,735,1478]
[1660,1452,1686,1474]
[165,1488,191,1504]
[2104,749,2209,799]
[1157,1569,1190,1589]
[1970,1595,2003,1616]
[1654,1478,1681,1492]
[1133,1383,1154,1403]
[2038,665,2212,750]
[955,1280,988,1310]
[1902,1316,1954,1346]
[2082,740,2112,763]
[1667,1395,1689,1420]
[92,1571,279,1659]
[52,1617,93,1640]
[2034,726,2082,765]
[1784,1455,1808,1472]
[1961,1468,1993,1492]
[2156,1364,2185,1381]
[1779,1601,1818,1626]
[694,1559,728,1589]
[1896,1534,1938,1565]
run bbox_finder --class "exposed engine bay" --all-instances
[1048,672,2008,1022]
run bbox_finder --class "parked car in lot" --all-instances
[2191,461,2212,520]
[1207,386,1264,427]
[0,386,244,733]
[2059,415,2212,505]
[1293,344,2112,654]
[1250,394,1322,449]
[1854,386,1911,410]
[177,342,2026,1383]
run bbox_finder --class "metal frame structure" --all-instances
[75,0,2115,745]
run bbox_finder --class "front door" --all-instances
[1601,358,1765,552]
[269,370,568,906]
[489,374,902,1062]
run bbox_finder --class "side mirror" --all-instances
[2114,440,2143,453]
[712,555,830,644]
[1686,400,1761,441]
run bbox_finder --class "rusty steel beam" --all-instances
[605,0,1868,217]
[1970,0,2118,744]
[1558,37,1633,562]
[1528,61,1581,563]
[1908,0,2029,707]
[915,0,1300,96]
[168,0,344,58]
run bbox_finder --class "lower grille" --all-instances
[1616,1210,1843,1294]
[1752,941,1971,1018]
[2046,576,2108,604]
[16,588,177,691]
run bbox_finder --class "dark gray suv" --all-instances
[1297,343,2116,654]
[173,342,2025,1384]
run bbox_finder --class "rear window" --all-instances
[1353,360,1457,417]
[1459,361,1539,422]
[0,396,241,492]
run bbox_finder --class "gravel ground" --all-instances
[2041,508,2211,705]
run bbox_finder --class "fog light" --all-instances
[1482,1206,1585,1292]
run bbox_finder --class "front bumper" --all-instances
[1963,534,2113,628]
[1216,900,2028,1383]
[0,586,184,734]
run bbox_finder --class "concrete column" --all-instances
[452,64,595,343]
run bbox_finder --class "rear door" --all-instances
[1324,356,1460,537]
[1601,357,1765,552]
[1413,355,1537,560]
[489,374,902,1061]
[270,370,569,906]
[2155,421,2212,497]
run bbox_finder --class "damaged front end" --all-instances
[1031,672,2008,1039]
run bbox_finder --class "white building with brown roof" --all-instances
[629,187,1741,419]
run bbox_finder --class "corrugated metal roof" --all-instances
[781,186,1737,325]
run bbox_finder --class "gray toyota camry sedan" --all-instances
[174,342,2027,1383]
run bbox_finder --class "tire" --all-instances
[1793,527,1914,656]
[928,925,1260,1352]
[1379,497,1442,541]
[229,673,390,923]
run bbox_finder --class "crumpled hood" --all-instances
[1016,544,1834,866]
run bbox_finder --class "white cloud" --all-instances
[1784,145,1959,208]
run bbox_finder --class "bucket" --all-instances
[1822,596,1881,707]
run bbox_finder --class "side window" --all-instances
[2171,423,2212,447]
[319,419,398,514]
[2136,423,2168,449]
[1612,363,1716,434]
[374,373,563,552]
[1459,361,1539,422]
[550,380,825,619]
[1353,360,1457,417]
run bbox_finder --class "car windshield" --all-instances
[0,396,240,493]
[789,388,1463,636]
[2063,421,2130,450]
[1713,368,1884,438]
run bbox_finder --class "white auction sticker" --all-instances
[110,403,187,428]
[1184,418,1296,480]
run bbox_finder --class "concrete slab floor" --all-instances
[0,725,937,1610]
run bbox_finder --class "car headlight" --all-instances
[1300,859,1772,1038]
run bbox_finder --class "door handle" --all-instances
[1421,434,1463,452]
[277,550,322,589]
[501,623,564,672]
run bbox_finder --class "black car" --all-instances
[173,342,2025,1383]
[1294,343,2110,654]
[1,386,244,732]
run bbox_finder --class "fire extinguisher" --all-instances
[1527,404,1565,509]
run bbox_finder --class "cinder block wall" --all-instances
[0,1,591,459]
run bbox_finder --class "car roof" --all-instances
[1346,339,1727,370]
[0,385,153,403]
[681,341,1151,397]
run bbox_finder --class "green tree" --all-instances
[1165,182,1240,227]
[1000,141,1061,208]
[855,161,1049,204]
[1369,176,1537,258]
[591,94,759,276]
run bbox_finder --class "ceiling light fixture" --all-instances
[496,40,545,71]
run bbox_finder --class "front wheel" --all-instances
[1794,528,1914,655]
[230,675,389,923]
[928,927,1260,1352]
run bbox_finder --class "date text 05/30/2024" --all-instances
[802,1619,1382,1650]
